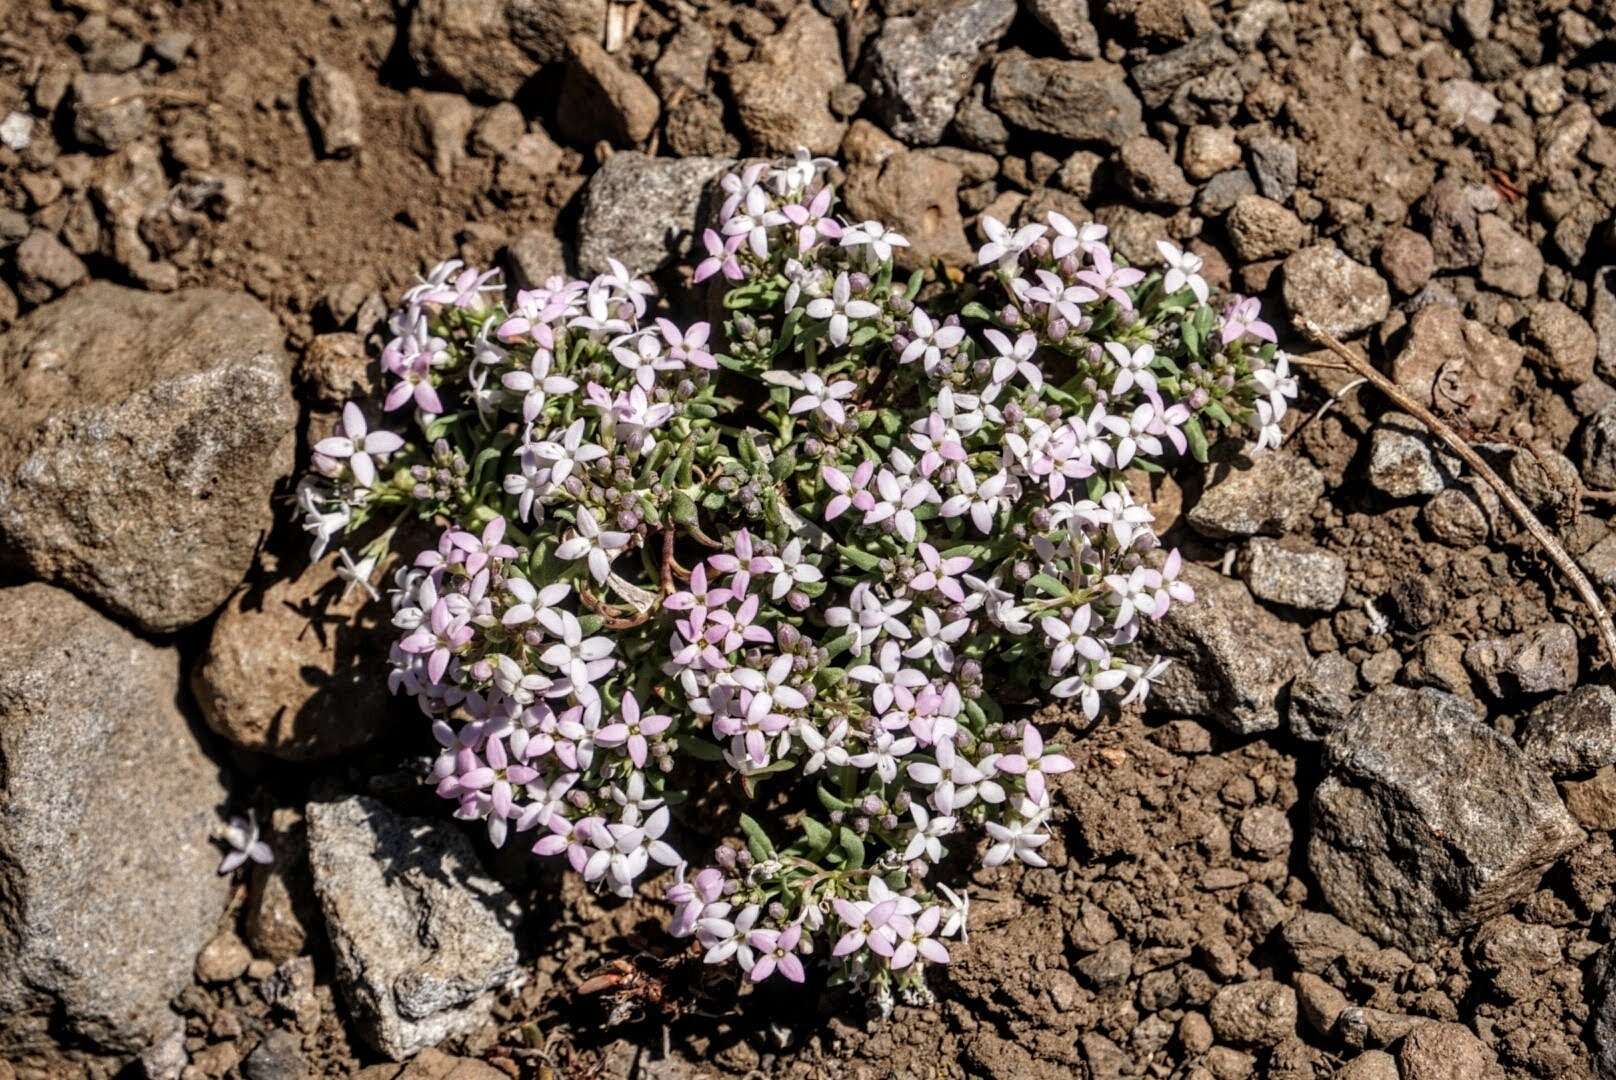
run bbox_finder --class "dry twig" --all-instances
[1294,316,1616,668]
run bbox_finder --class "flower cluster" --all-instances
[298,148,1295,1002]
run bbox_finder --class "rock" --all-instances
[1117,135,1194,208]
[1281,910,1375,973]
[1186,451,1325,539]
[1239,536,1347,611]
[1293,972,1349,1037]
[353,1049,509,1080]
[1291,652,1358,742]
[1226,194,1307,261]
[1196,168,1257,217]
[729,8,845,155]
[1093,204,1170,267]
[1282,245,1391,339]
[411,91,475,180]
[1595,267,1616,383]
[301,62,363,157]
[1582,402,1616,490]
[1026,0,1100,58]
[1076,939,1132,989]
[1470,916,1559,1001]
[1520,686,1616,776]
[951,84,1010,153]
[1309,686,1583,956]
[1246,134,1298,202]
[1204,1047,1256,1079]
[492,130,564,199]
[1464,623,1579,697]
[664,91,741,158]
[1378,227,1435,295]
[503,229,568,291]
[1339,1051,1399,1080]
[193,558,397,760]
[247,809,319,963]
[1422,484,1492,545]
[1524,299,1597,384]
[1338,1007,1422,1050]
[1131,34,1236,109]
[306,796,524,1060]
[1564,767,1616,830]
[0,283,296,633]
[1138,561,1307,735]
[298,332,378,408]
[1419,178,1488,270]
[1399,1021,1500,1080]
[1390,304,1523,427]
[1367,413,1458,498]
[195,932,254,984]
[70,71,148,150]
[989,53,1144,148]
[13,229,87,304]
[469,102,525,159]
[409,0,605,100]
[1435,79,1501,126]
[860,0,1016,146]
[557,34,659,148]
[0,584,230,1068]
[1182,125,1240,181]
[1235,805,1293,858]
[1209,980,1298,1047]
[242,1030,307,1080]
[1589,942,1616,1079]
[574,151,732,276]
[842,149,973,270]
[1478,213,1543,297]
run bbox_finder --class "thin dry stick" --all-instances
[1295,316,1616,668]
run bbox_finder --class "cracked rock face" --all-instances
[306,796,525,1060]
[0,282,296,633]
[0,583,230,1073]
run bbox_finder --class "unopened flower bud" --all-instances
[848,272,871,293]
[880,813,899,831]
[1048,317,1069,341]
[714,845,737,870]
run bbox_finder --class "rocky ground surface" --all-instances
[3,0,1616,1077]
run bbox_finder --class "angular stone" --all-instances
[307,796,524,1060]
[1239,536,1347,611]
[1182,124,1241,181]
[842,149,972,270]
[409,0,605,100]
[730,7,846,155]
[1139,561,1307,734]
[1186,451,1325,539]
[1478,213,1543,298]
[301,61,363,157]
[1398,1022,1501,1080]
[192,558,396,760]
[1131,34,1236,109]
[557,34,659,148]
[1226,194,1307,262]
[1419,178,1489,270]
[1520,686,1616,776]
[1117,135,1194,208]
[1291,651,1358,742]
[1464,623,1580,698]
[70,71,148,151]
[13,229,87,305]
[1026,0,1100,58]
[575,151,733,276]
[1377,227,1435,295]
[1210,980,1298,1047]
[410,91,475,180]
[861,0,1016,146]
[1310,687,1583,956]
[1282,245,1390,339]
[1367,413,1458,498]
[0,584,230,1071]
[1390,304,1523,427]
[1524,299,1597,384]
[989,53,1144,147]
[0,283,296,633]
[298,332,378,409]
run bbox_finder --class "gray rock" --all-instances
[306,796,524,1060]
[557,34,659,148]
[1226,194,1307,262]
[1520,686,1616,776]
[575,151,734,276]
[1280,910,1375,974]
[1196,167,1257,217]
[861,0,1016,146]
[1435,79,1501,126]
[409,0,606,100]
[242,1030,307,1080]
[503,229,568,290]
[1478,213,1543,298]
[1419,178,1489,270]
[1246,134,1298,202]
[1026,0,1100,58]
[70,71,148,150]
[1590,941,1616,1079]
[1117,135,1194,208]
[1594,267,1616,383]
[301,62,363,157]
[1291,652,1359,742]
[989,52,1144,148]
[0,283,296,633]
[1240,537,1347,611]
[1131,34,1237,108]
[0,584,230,1070]
[1524,299,1596,384]
[1464,623,1580,698]
[1186,451,1325,539]
[1367,413,1459,498]
[1582,402,1616,490]
[1210,980,1298,1047]
[1389,304,1523,427]
[1309,686,1583,956]
[1282,245,1391,339]
[951,83,1010,153]
[1139,561,1307,734]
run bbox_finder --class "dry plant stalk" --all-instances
[1294,316,1616,669]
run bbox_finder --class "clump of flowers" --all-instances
[299,148,1294,1005]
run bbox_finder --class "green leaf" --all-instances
[837,544,883,573]
[960,301,996,323]
[838,827,866,871]
[681,736,725,762]
[670,489,700,527]
[739,813,777,863]
[1184,416,1210,463]
[798,816,833,856]
[817,785,853,813]
[1027,573,1069,599]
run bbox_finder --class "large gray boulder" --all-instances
[575,151,734,277]
[307,796,524,1060]
[1309,687,1582,957]
[0,283,296,633]
[860,0,1017,146]
[0,584,230,1072]
[1138,561,1307,734]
